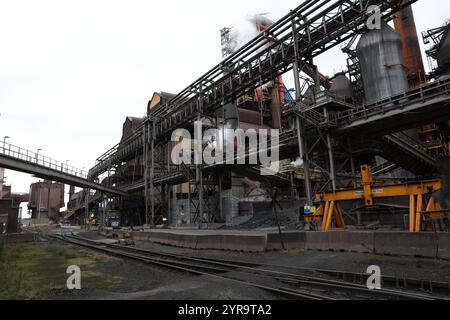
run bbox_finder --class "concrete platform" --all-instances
[131,229,269,253]
[99,228,450,260]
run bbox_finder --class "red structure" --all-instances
[394,5,426,86]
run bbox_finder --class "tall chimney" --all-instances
[394,5,426,86]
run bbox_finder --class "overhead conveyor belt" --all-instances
[88,0,417,180]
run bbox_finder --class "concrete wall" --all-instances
[130,230,450,260]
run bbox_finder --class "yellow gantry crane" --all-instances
[305,165,447,233]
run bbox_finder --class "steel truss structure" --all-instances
[87,0,450,226]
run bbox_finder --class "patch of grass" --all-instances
[216,290,241,300]
[0,242,123,300]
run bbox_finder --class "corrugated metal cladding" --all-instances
[357,22,408,105]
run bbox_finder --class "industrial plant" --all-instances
[1,0,450,301]
[63,1,450,234]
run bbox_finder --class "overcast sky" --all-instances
[0,0,448,196]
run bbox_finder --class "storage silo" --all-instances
[357,22,409,105]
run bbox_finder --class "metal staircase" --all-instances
[291,102,336,128]
[380,133,437,175]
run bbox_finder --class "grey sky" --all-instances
[0,0,448,195]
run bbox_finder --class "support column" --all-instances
[196,84,204,224]
[167,144,171,224]
[144,120,149,225]
[218,173,223,221]
[324,108,336,192]
[348,136,357,188]
[290,172,296,200]
[197,166,204,223]
[167,185,171,224]
[84,188,89,228]
[292,16,312,203]
[188,182,192,224]
[150,121,155,227]
[294,116,312,202]
[409,195,416,233]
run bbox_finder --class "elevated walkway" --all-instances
[0,142,127,197]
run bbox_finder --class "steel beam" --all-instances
[0,155,127,197]
[89,0,417,180]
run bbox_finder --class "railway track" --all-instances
[38,231,448,300]
[50,233,329,300]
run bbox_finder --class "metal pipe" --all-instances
[292,13,313,203]
[144,120,149,225]
[324,108,336,191]
[150,121,155,227]
[293,62,313,202]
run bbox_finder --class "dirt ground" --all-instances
[1,230,449,300]
[0,239,277,300]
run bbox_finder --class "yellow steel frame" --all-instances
[305,165,445,232]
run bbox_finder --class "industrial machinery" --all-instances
[306,165,447,233]
[68,0,450,234]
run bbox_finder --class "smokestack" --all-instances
[394,4,426,86]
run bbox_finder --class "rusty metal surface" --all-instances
[28,181,65,220]
[394,5,426,85]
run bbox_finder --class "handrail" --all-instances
[390,132,434,160]
[88,0,419,179]
[335,78,450,124]
[0,141,87,179]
